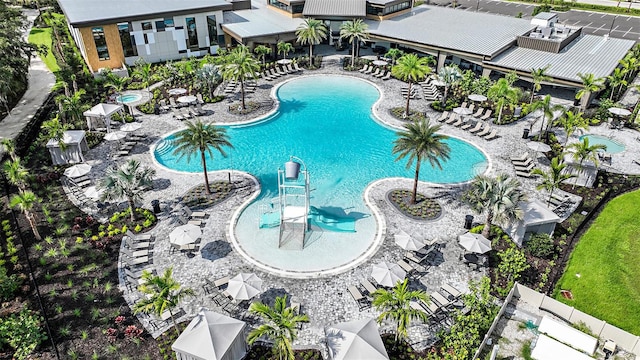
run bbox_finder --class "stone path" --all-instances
[65,62,640,350]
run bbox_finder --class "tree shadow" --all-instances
[200,240,232,261]
[278,98,305,113]
[152,178,171,190]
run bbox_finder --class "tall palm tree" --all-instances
[619,54,638,82]
[172,120,233,195]
[554,110,588,148]
[254,45,272,66]
[529,95,565,140]
[99,159,156,222]
[134,267,194,337]
[339,19,370,68]
[3,158,29,193]
[222,45,260,109]
[530,65,550,103]
[9,190,41,240]
[392,54,432,116]
[104,72,129,100]
[463,174,526,238]
[392,119,450,204]
[276,41,294,61]
[575,73,605,110]
[487,78,521,124]
[532,157,576,206]
[385,48,404,65]
[248,295,309,360]
[437,65,462,103]
[606,67,627,100]
[567,138,606,188]
[296,18,327,67]
[56,89,88,125]
[371,279,429,342]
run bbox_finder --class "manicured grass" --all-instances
[28,27,60,72]
[555,189,640,335]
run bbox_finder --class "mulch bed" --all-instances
[227,101,262,115]
[387,189,443,221]
[390,107,426,122]
[179,181,234,209]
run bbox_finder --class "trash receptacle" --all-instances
[522,128,530,139]
[464,215,474,229]
[151,200,161,214]
[154,104,160,115]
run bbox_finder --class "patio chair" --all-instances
[269,69,281,78]
[431,291,453,308]
[286,64,296,74]
[177,216,203,227]
[348,286,370,311]
[359,64,370,73]
[188,106,199,117]
[125,236,151,249]
[169,97,178,108]
[180,108,193,119]
[276,66,287,76]
[460,121,474,130]
[445,113,458,125]
[195,102,206,115]
[476,126,492,137]
[127,255,150,267]
[440,283,462,299]
[514,162,534,172]
[467,104,475,113]
[512,158,532,167]
[460,102,468,109]
[184,206,207,219]
[159,99,171,112]
[381,72,391,81]
[123,248,150,259]
[364,66,374,74]
[293,63,303,72]
[127,230,152,241]
[419,298,441,316]
[472,107,484,117]
[510,153,529,162]
[483,129,499,140]
[375,70,387,79]
[515,170,533,178]
[451,117,463,127]
[196,93,204,104]
[436,111,450,122]
[371,68,381,77]
[263,71,274,81]
[479,110,492,121]
[172,108,184,121]
[360,279,378,295]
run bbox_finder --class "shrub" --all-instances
[0,266,22,301]
[0,309,47,360]
[525,233,555,258]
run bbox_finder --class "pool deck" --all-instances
[70,60,640,349]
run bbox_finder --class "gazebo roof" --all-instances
[521,199,561,227]
[83,103,123,118]
[171,310,246,360]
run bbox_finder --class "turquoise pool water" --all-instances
[579,134,625,154]
[117,94,142,104]
[154,76,488,275]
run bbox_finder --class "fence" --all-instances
[471,284,516,359]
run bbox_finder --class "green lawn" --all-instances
[28,27,60,72]
[555,189,640,335]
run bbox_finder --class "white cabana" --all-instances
[46,130,89,165]
[505,199,561,246]
[325,318,389,360]
[172,310,247,360]
[83,103,123,132]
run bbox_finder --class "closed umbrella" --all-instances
[394,230,425,251]
[458,232,492,254]
[227,273,263,301]
[120,123,142,132]
[169,224,201,246]
[63,163,92,178]
[371,262,406,287]
[527,141,551,153]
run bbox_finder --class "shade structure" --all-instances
[103,131,127,141]
[527,141,551,153]
[83,186,104,200]
[172,310,247,360]
[169,224,202,246]
[458,232,492,254]
[371,261,406,287]
[63,163,92,178]
[325,318,389,360]
[453,107,473,116]
[46,130,89,165]
[608,107,631,117]
[468,94,487,102]
[394,230,425,251]
[227,273,263,301]
[83,103,123,131]
[120,122,142,132]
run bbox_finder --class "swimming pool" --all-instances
[117,93,142,104]
[154,76,488,276]
[579,134,625,154]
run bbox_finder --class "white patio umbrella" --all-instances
[227,273,263,301]
[527,141,551,153]
[453,107,473,116]
[458,232,492,254]
[325,318,389,360]
[468,94,487,102]
[394,230,425,251]
[172,310,247,360]
[63,163,92,178]
[103,131,127,141]
[371,261,406,287]
[120,123,142,132]
[169,224,202,246]
[83,186,104,200]
[608,107,631,117]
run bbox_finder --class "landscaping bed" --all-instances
[387,189,442,221]
[179,181,234,209]
[389,107,426,122]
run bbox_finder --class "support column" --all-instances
[436,52,447,71]
[482,68,492,78]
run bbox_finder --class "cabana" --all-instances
[83,103,123,132]
[505,199,561,246]
[325,318,389,360]
[46,130,89,165]
[172,310,247,360]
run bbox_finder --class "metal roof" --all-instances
[221,7,305,41]
[58,0,231,26]
[365,5,536,57]
[303,0,366,17]
[367,0,402,5]
[533,12,557,21]
[485,34,636,83]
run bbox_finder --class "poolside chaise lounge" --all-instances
[184,207,207,219]
[514,162,535,172]
[445,113,458,124]
[127,230,152,241]
[364,66,374,74]
[293,63,303,72]
[483,129,499,140]
[375,71,387,78]
[510,153,529,162]
[359,64,370,73]
[177,215,204,227]
[515,170,533,178]
[370,68,382,77]
[460,102,467,109]
[436,111,450,122]
[479,110,493,120]
[472,107,485,117]
[468,122,484,134]
[512,158,533,167]
[441,284,462,299]
[381,72,391,81]
[348,286,370,311]
[451,117,463,127]
[360,279,378,295]
[159,99,171,112]
[125,236,151,250]
[476,126,492,137]
[460,121,474,130]
[467,104,475,113]
[431,291,453,308]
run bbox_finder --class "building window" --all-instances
[186,17,198,48]
[92,27,110,60]
[155,20,165,32]
[292,4,304,13]
[367,3,383,15]
[383,1,410,15]
[118,23,137,57]
[141,21,153,31]
[269,0,291,12]
[164,18,175,29]
[207,15,217,46]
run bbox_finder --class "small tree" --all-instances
[497,246,529,287]
[340,19,369,68]
[575,72,604,110]
[9,191,41,240]
[56,89,88,125]
[222,45,260,110]
[276,41,294,61]
[296,18,327,67]
[372,279,429,342]
[99,159,156,222]
[530,94,564,140]
[385,48,404,65]
[554,110,589,148]
[132,58,153,89]
[532,157,576,206]
[392,54,432,116]
[3,158,29,193]
[487,77,521,124]
[437,65,462,103]
[195,63,221,100]
[530,65,550,103]
[254,45,272,66]
[567,137,605,187]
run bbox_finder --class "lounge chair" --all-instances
[419,298,441,316]
[479,110,492,121]
[381,72,391,81]
[196,93,204,104]
[371,68,381,77]
[214,276,230,288]
[510,153,529,162]
[441,284,462,299]
[276,66,287,76]
[445,113,458,125]
[159,99,171,112]
[263,71,274,81]
[359,64,370,73]
[169,97,178,108]
[125,236,151,249]
[195,102,206,115]
[460,121,473,130]
[431,291,453,308]
[514,163,534,172]
[472,107,484,117]
[360,279,378,295]
[127,230,152,241]
[177,216,203,227]
[180,108,193,119]
[436,111,450,122]
[348,286,370,311]
[127,256,150,267]
[467,104,475,113]
[364,66,374,74]
[397,259,415,274]
[293,63,303,72]
[512,158,532,167]
[460,102,468,109]
[476,126,492,137]
[451,117,463,127]
[375,71,387,79]
[483,129,499,140]
[184,207,207,219]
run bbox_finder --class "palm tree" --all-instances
[134,267,194,337]
[392,119,450,204]
[371,279,429,342]
[437,65,462,103]
[567,138,606,187]
[276,41,294,61]
[296,18,327,68]
[99,159,156,222]
[56,89,88,125]
[104,72,129,100]
[575,73,605,110]
[195,63,221,100]
[172,120,233,195]
[385,48,404,65]
[553,110,589,148]
[1,138,18,161]
[254,45,272,66]
[392,54,432,116]
[9,190,41,240]
[529,95,564,140]
[340,19,370,68]
[3,158,29,193]
[132,58,153,89]
[41,115,70,151]
[463,174,526,238]
[487,78,521,124]
[530,65,550,103]
[222,45,260,109]
[606,67,627,100]
[248,295,309,360]
[532,157,576,206]
[619,54,638,82]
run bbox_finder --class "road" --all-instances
[426,0,640,42]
